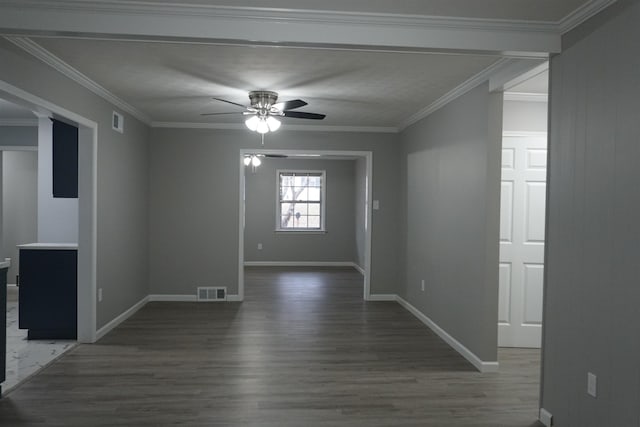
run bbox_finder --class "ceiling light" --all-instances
[243,156,252,166]
[245,115,260,132]
[266,116,281,132]
[251,156,262,167]
[256,119,269,134]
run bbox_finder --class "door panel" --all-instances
[498,135,547,348]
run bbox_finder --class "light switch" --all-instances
[587,372,597,397]
[373,200,380,210]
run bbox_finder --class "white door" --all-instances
[498,134,547,348]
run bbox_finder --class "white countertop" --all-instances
[17,243,78,250]
[0,258,10,269]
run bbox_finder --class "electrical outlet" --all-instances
[587,372,597,397]
[98,288,103,302]
[257,243,263,250]
[421,279,425,292]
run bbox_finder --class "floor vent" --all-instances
[197,287,227,302]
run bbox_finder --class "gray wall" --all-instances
[503,100,548,133]
[0,126,37,147]
[399,83,503,362]
[149,128,400,296]
[244,158,357,263]
[2,150,37,283]
[354,157,367,269]
[541,1,640,425]
[0,38,150,329]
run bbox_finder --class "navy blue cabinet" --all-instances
[52,119,78,198]
[18,248,77,339]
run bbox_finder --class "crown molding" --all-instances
[504,92,548,102]
[398,58,512,131]
[151,121,398,134]
[0,118,38,126]
[558,0,619,34]
[5,37,152,125]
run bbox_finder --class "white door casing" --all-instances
[498,134,547,348]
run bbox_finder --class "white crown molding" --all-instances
[0,1,560,55]
[5,37,152,125]
[0,118,38,126]
[558,0,619,34]
[398,58,511,131]
[504,92,548,102]
[151,121,398,134]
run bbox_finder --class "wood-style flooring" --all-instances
[0,267,543,426]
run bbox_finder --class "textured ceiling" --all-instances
[33,38,500,127]
[111,0,589,21]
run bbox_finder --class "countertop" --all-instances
[17,243,78,250]
[0,258,10,269]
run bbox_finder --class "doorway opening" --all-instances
[237,149,373,301]
[0,81,98,395]
[498,63,549,349]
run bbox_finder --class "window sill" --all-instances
[275,229,327,235]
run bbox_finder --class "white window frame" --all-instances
[276,169,326,232]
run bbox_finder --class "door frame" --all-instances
[237,148,373,301]
[0,80,98,343]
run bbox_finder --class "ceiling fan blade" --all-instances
[282,111,326,120]
[264,154,288,158]
[200,112,245,116]
[211,97,248,109]
[273,99,307,111]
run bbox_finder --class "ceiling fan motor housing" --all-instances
[249,91,278,109]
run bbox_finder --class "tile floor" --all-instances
[3,285,76,395]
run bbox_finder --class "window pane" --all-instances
[294,187,309,201]
[308,176,321,187]
[308,203,320,215]
[307,187,321,201]
[294,216,308,228]
[293,204,308,216]
[307,216,320,228]
[293,176,309,187]
[281,215,292,228]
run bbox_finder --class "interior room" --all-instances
[0,1,638,426]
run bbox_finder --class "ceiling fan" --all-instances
[201,91,326,134]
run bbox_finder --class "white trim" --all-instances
[244,261,358,268]
[0,118,38,126]
[226,294,243,302]
[152,122,398,133]
[5,37,152,125]
[539,408,553,427]
[353,264,365,276]
[558,0,619,34]
[399,58,512,131]
[498,61,549,92]
[503,131,548,138]
[0,145,37,151]
[148,294,197,302]
[0,2,560,55]
[395,296,499,373]
[95,295,149,341]
[504,92,548,102]
[367,294,396,302]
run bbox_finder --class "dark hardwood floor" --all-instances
[0,267,543,426]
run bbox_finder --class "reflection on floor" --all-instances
[3,286,76,395]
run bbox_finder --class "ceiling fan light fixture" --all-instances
[251,155,262,167]
[266,116,281,132]
[245,115,260,131]
[243,156,252,166]
[256,119,270,134]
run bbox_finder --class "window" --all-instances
[277,170,326,231]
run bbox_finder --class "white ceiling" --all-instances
[0,0,606,130]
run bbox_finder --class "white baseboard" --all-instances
[367,294,396,301]
[244,261,358,268]
[539,408,553,427]
[395,296,499,373]
[148,294,197,302]
[95,295,149,341]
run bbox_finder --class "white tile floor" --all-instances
[3,286,76,395]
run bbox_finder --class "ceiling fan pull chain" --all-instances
[261,133,265,146]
